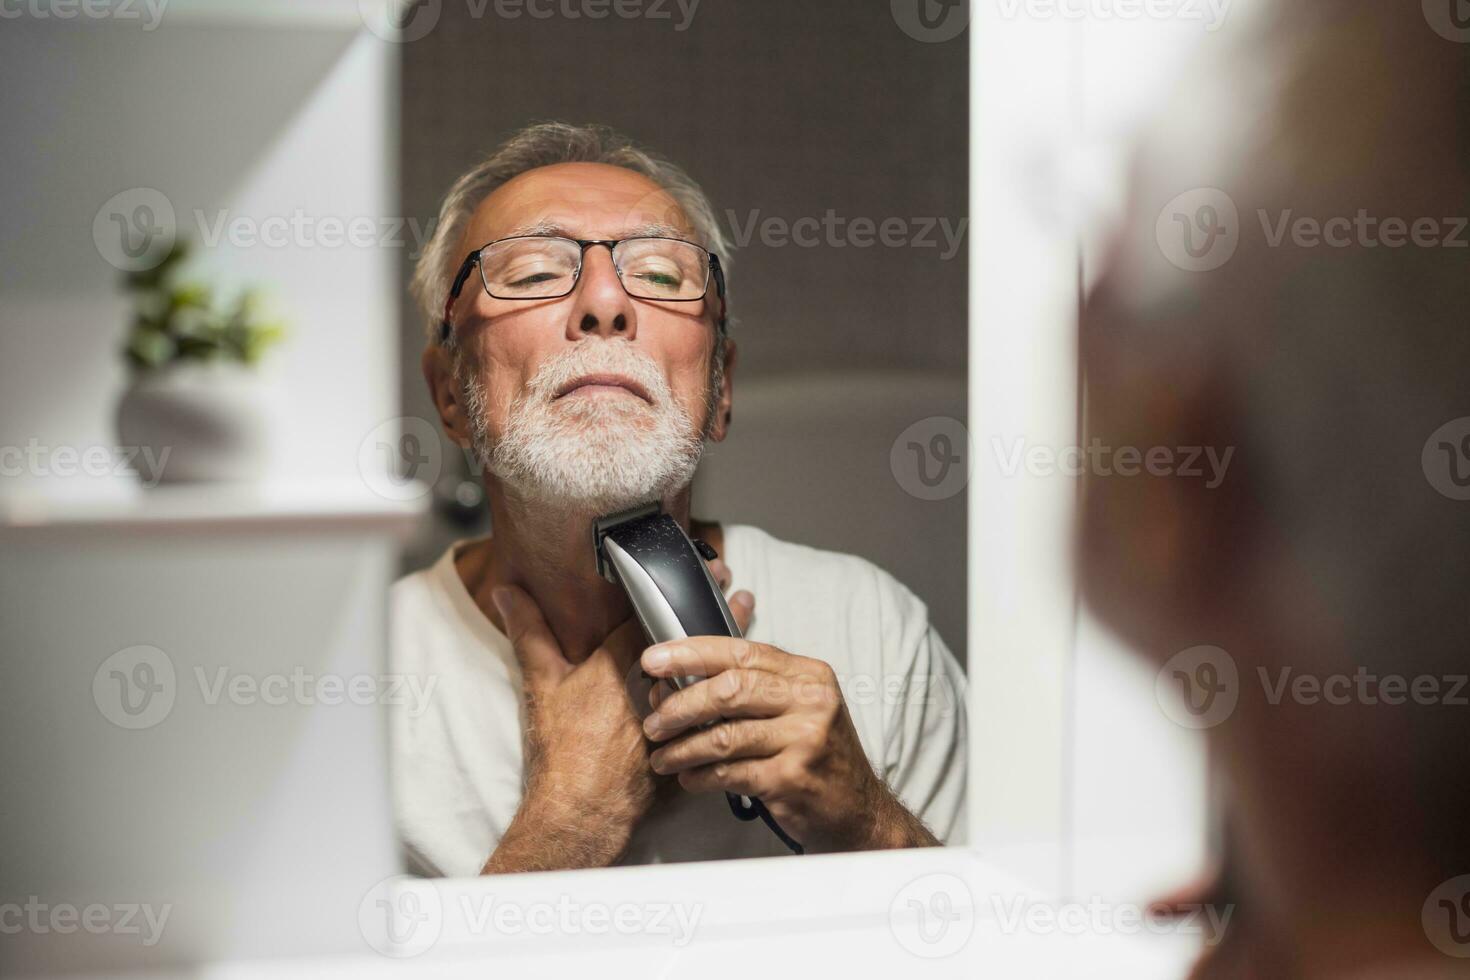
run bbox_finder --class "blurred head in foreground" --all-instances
[1080,2,1470,976]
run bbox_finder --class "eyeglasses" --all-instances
[444,235,725,338]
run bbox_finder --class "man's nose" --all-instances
[566,245,636,341]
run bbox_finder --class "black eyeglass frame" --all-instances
[440,235,726,342]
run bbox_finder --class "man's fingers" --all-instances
[641,634,792,681]
[492,585,569,687]
[648,678,675,712]
[728,589,755,635]
[675,757,773,798]
[649,718,790,774]
[707,558,732,591]
[642,668,794,742]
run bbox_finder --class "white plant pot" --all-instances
[115,362,272,485]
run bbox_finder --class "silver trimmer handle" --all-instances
[592,505,804,854]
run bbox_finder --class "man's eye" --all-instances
[507,271,562,287]
[633,271,683,287]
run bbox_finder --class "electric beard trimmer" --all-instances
[593,503,804,855]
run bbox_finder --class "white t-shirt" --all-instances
[389,523,968,877]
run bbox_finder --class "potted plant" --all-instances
[114,240,286,485]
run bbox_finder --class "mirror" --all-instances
[388,0,972,875]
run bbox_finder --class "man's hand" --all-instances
[481,585,654,874]
[480,554,752,874]
[639,637,939,853]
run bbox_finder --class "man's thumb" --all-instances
[492,584,568,686]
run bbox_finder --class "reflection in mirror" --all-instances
[391,1,969,875]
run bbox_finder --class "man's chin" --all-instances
[509,479,674,519]
[483,401,703,515]
[551,392,655,420]
[493,443,688,515]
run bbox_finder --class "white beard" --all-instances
[460,338,708,515]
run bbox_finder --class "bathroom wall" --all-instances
[397,0,969,662]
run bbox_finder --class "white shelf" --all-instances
[0,478,426,536]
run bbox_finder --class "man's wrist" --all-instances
[838,778,940,852]
[483,789,635,874]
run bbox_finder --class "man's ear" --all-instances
[708,337,737,443]
[422,343,473,449]
[1079,370,1249,658]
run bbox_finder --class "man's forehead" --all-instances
[464,161,696,244]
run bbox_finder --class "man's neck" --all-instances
[1221,674,1451,979]
[456,480,716,664]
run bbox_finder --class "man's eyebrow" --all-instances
[499,219,694,242]
[620,220,691,241]
[503,219,566,238]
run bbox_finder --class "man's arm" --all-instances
[477,586,655,874]
[482,789,637,874]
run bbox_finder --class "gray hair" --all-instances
[411,121,732,345]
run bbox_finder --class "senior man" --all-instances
[390,122,967,876]
[1082,3,1470,976]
